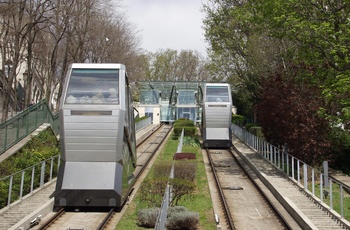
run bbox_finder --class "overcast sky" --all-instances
[122,0,208,57]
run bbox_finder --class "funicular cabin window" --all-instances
[205,86,229,102]
[65,69,119,104]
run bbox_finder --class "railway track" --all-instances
[35,207,115,230]
[206,148,300,230]
[231,136,350,230]
[33,125,172,230]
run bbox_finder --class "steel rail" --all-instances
[136,124,163,147]
[34,125,172,229]
[134,125,172,181]
[206,148,236,230]
[96,208,115,230]
[37,208,65,230]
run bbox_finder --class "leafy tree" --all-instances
[203,0,350,167]
[256,65,332,165]
[251,0,350,127]
[202,0,287,119]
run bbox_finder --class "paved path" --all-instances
[232,135,350,230]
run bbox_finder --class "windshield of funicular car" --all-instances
[65,68,119,104]
[205,85,229,102]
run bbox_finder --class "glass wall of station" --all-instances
[138,81,203,124]
[177,90,196,105]
[139,90,160,104]
[160,103,175,123]
[176,90,197,122]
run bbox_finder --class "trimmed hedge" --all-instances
[174,119,195,127]
[135,115,149,122]
[173,126,197,137]
[173,118,197,138]
[173,152,196,160]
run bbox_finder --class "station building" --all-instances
[136,81,204,124]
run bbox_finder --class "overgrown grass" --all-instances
[117,135,215,229]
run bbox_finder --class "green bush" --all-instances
[173,126,197,138]
[245,123,259,130]
[173,118,197,139]
[166,206,199,230]
[169,178,196,206]
[247,126,264,139]
[232,114,245,125]
[182,136,200,147]
[139,178,168,207]
[174,118,194,125]
[137,207,160,228]
[140,160,197,207]
[0,128,59,177]
[135,116,149,122]
[0,128,60,209]
[174,119,195,127]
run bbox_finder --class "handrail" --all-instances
[232,124,350,224]
[0,115,151,209]
[0,155,61,209]
[0,100,59,156]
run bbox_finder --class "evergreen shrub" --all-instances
[166,206,199,230]
[173,118,197,138]
[232,114,245,125]
[137,207,160,228]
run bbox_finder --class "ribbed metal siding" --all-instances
[62,109,121,162]
[204,104,231,128]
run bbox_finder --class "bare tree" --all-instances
[1,1,31,121]
[144,49,211,82]
[176,50,201,81]
[1,0,143,117]
[41,0,75,110]
[23,0,52,107]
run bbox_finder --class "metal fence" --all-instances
[135,116,152,131]
[233,124,350,221]
[154,129,184,230]
[0,117,152,209]
[0,100,59,156]
[0,102,151,157]
[0,155,60,209]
